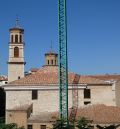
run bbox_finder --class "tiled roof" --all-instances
[88,74,120,81]
[27,105,120,124]
[7,104,32,111]
[28,112,56,123]
[30,68,39,72]
[76,104,120,124]
[0,76,8,81]
[9,66,108,85]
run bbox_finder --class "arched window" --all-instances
[14,47,19,57]
[15,35,18,43]
[20,35,22,43]
[11,35,13,42]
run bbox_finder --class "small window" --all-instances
[32,90,38,100]
[48,60,49,65]
[28,125,32,129]
[20,35,22,42]
[15,35,18,42]
[84,89,91,99]
[51,60,53,65]
[41,125,46,129]
[84,101,91,105]
[14,47,19,57]
[11,35,13,42]
[18,76,20,79]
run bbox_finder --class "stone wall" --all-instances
[6,84,115,115]
[87,85,116,106]
[8,64,24,82]
[6,110,27,129]
[28,122,53,129]
[115,81,120,106]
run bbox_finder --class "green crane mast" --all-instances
[58,0,68,126]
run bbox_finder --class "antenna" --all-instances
[49,40,54,53]
[50,40,53,51]
[15,15,20,27]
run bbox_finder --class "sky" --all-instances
[0,0,120,75]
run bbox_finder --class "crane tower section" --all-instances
[58,0,68,123]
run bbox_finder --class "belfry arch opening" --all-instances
[20,35,22,42]
[11,35,14,42]
[15,35,18,42]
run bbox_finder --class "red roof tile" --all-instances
[87,74,120,81]
[0,76,8,81]
[9,66,108,85]
[28,104,120,124]
[76,104,120,124]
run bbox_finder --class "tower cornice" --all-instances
[9,28,24,32]
[7,62,26,65]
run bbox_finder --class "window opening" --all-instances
[15,35,18,42]
[32,90,38,100]
[84,89,91,99]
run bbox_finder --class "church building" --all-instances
[3,22,120,129]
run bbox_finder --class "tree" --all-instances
[76,117,92,129]
[52,119,74,129]
[0,123,24,129]
[0,88,5,118]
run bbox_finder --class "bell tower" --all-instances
[8,18,26,82]
[45,45,58,66]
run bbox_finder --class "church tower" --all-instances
[45,46,58,66]
[8,18,26,82]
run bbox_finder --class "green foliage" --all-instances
[97,125,116,129]
[52,117,120,129]
[76,117,92,129]
[0,88,5,118]
[0,117,5,124]
[52,119,74,129]
[0,123,24,129]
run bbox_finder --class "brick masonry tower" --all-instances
[8,18,26,82]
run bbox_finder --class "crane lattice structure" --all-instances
[58,0,69,126]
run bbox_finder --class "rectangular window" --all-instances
[84,101,91,105]
[28,125,32,129]
[32,90,38,100]
[41,125,46,129]
[84,89,91,99]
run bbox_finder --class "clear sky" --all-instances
[0,0,120,75]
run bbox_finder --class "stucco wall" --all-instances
[28,122,53,129]
[6,85,115,115]
[115,81,120,106]
[87,85,116,106]
[6,110,27,129]
[6,91,32,110]
[8,64,24,82]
